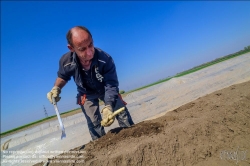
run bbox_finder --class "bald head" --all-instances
[66,26,92,47]
[66,26,95,62]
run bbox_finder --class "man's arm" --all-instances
[47,52,72,104]
[54,77,67,89]
[102,57,119,108]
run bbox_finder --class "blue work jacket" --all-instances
[57,47,119,107]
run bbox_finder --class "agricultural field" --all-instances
[34,79,250,166]
[1,49,250,166]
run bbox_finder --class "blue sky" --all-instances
[1,1,250,132]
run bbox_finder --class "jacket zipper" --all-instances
[74,54,86,91]
[91,66,100,94]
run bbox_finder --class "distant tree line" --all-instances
[177,45,250,74]
[119,90,125,94]
[124,45,250,94]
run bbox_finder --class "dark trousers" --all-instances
[80,94,134,140]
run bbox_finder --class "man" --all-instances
[47,26,134,140]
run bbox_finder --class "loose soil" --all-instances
[34,80,250,166]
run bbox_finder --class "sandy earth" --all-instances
[34,80,250,166]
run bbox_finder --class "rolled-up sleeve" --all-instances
[57,54,72,81]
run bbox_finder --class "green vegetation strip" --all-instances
[126,46,250,93]
[1,46,249,136]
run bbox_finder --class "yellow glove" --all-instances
[47,86,61,104]
[101,105,115,127]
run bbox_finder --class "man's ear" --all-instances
[67,44,74,52]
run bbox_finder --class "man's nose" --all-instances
[86,48,92,55]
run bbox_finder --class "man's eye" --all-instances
[79,48,86,51]
[89,43,93,47]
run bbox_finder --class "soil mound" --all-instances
[34,80,250,166]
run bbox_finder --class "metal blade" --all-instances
[52,98,66,139]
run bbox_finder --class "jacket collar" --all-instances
[91,48,98,67]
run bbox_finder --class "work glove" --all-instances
[101,105,115,127]
[47,86,61,104]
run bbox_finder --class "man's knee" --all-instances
[87,120,101,129]
[116,108,134,127]
[87,121,106,140]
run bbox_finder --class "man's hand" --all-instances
[101,105,115,127]
[47,86,61,104]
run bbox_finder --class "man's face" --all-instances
[68,29,95,61]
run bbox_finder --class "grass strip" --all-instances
[126,46,250,94]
